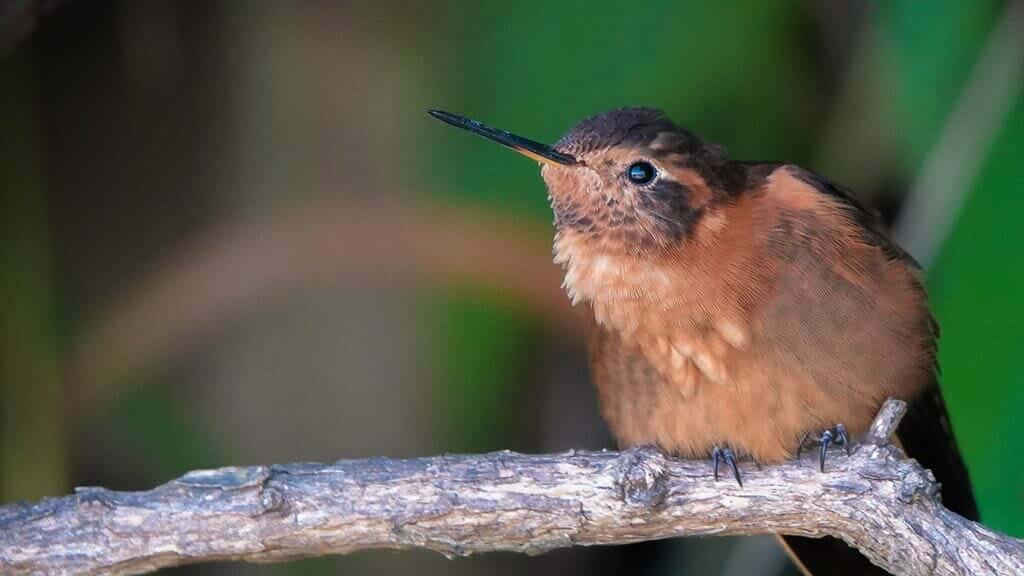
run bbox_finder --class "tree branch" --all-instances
[1,399,1021,575]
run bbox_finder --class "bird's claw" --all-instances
[797,424,851,472]
[712,446,742,487]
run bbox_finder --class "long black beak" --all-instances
[428,110,578,166]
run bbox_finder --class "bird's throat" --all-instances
[553,231,677,334]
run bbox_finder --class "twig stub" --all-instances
[864,398,908,445]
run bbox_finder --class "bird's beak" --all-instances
[428,110,578,166]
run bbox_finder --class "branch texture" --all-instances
[1,400,1021,575]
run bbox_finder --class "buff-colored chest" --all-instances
[553,232,748,395]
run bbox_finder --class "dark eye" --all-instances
[626,161,657,185]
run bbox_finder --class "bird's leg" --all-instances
[712,446,742,487]
[797,424,851,472]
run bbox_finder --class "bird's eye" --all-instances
[626,161,657,185]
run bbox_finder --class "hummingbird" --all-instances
[428,107,978,575]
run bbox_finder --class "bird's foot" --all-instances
[797,424,851,472]
[711,446,742,487]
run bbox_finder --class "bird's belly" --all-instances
[587,294,920,464]
[594,352,882,464]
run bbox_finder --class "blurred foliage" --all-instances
[875,0,1024,535]
[422,289,539,452]
[0,51,67,502]
[0,2,1022,576]
[876,1,998,170]
[928,97,1024,533]
[103,382,221,485]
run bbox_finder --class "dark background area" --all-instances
[2,1,1022,574]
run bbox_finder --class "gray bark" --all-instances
[1,400,1021,575]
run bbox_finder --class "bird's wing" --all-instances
[758,163,978,576]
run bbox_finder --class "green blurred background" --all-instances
[2,1,1022,574]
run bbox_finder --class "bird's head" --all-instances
[429,108,741,255]
[430,108,752,307]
